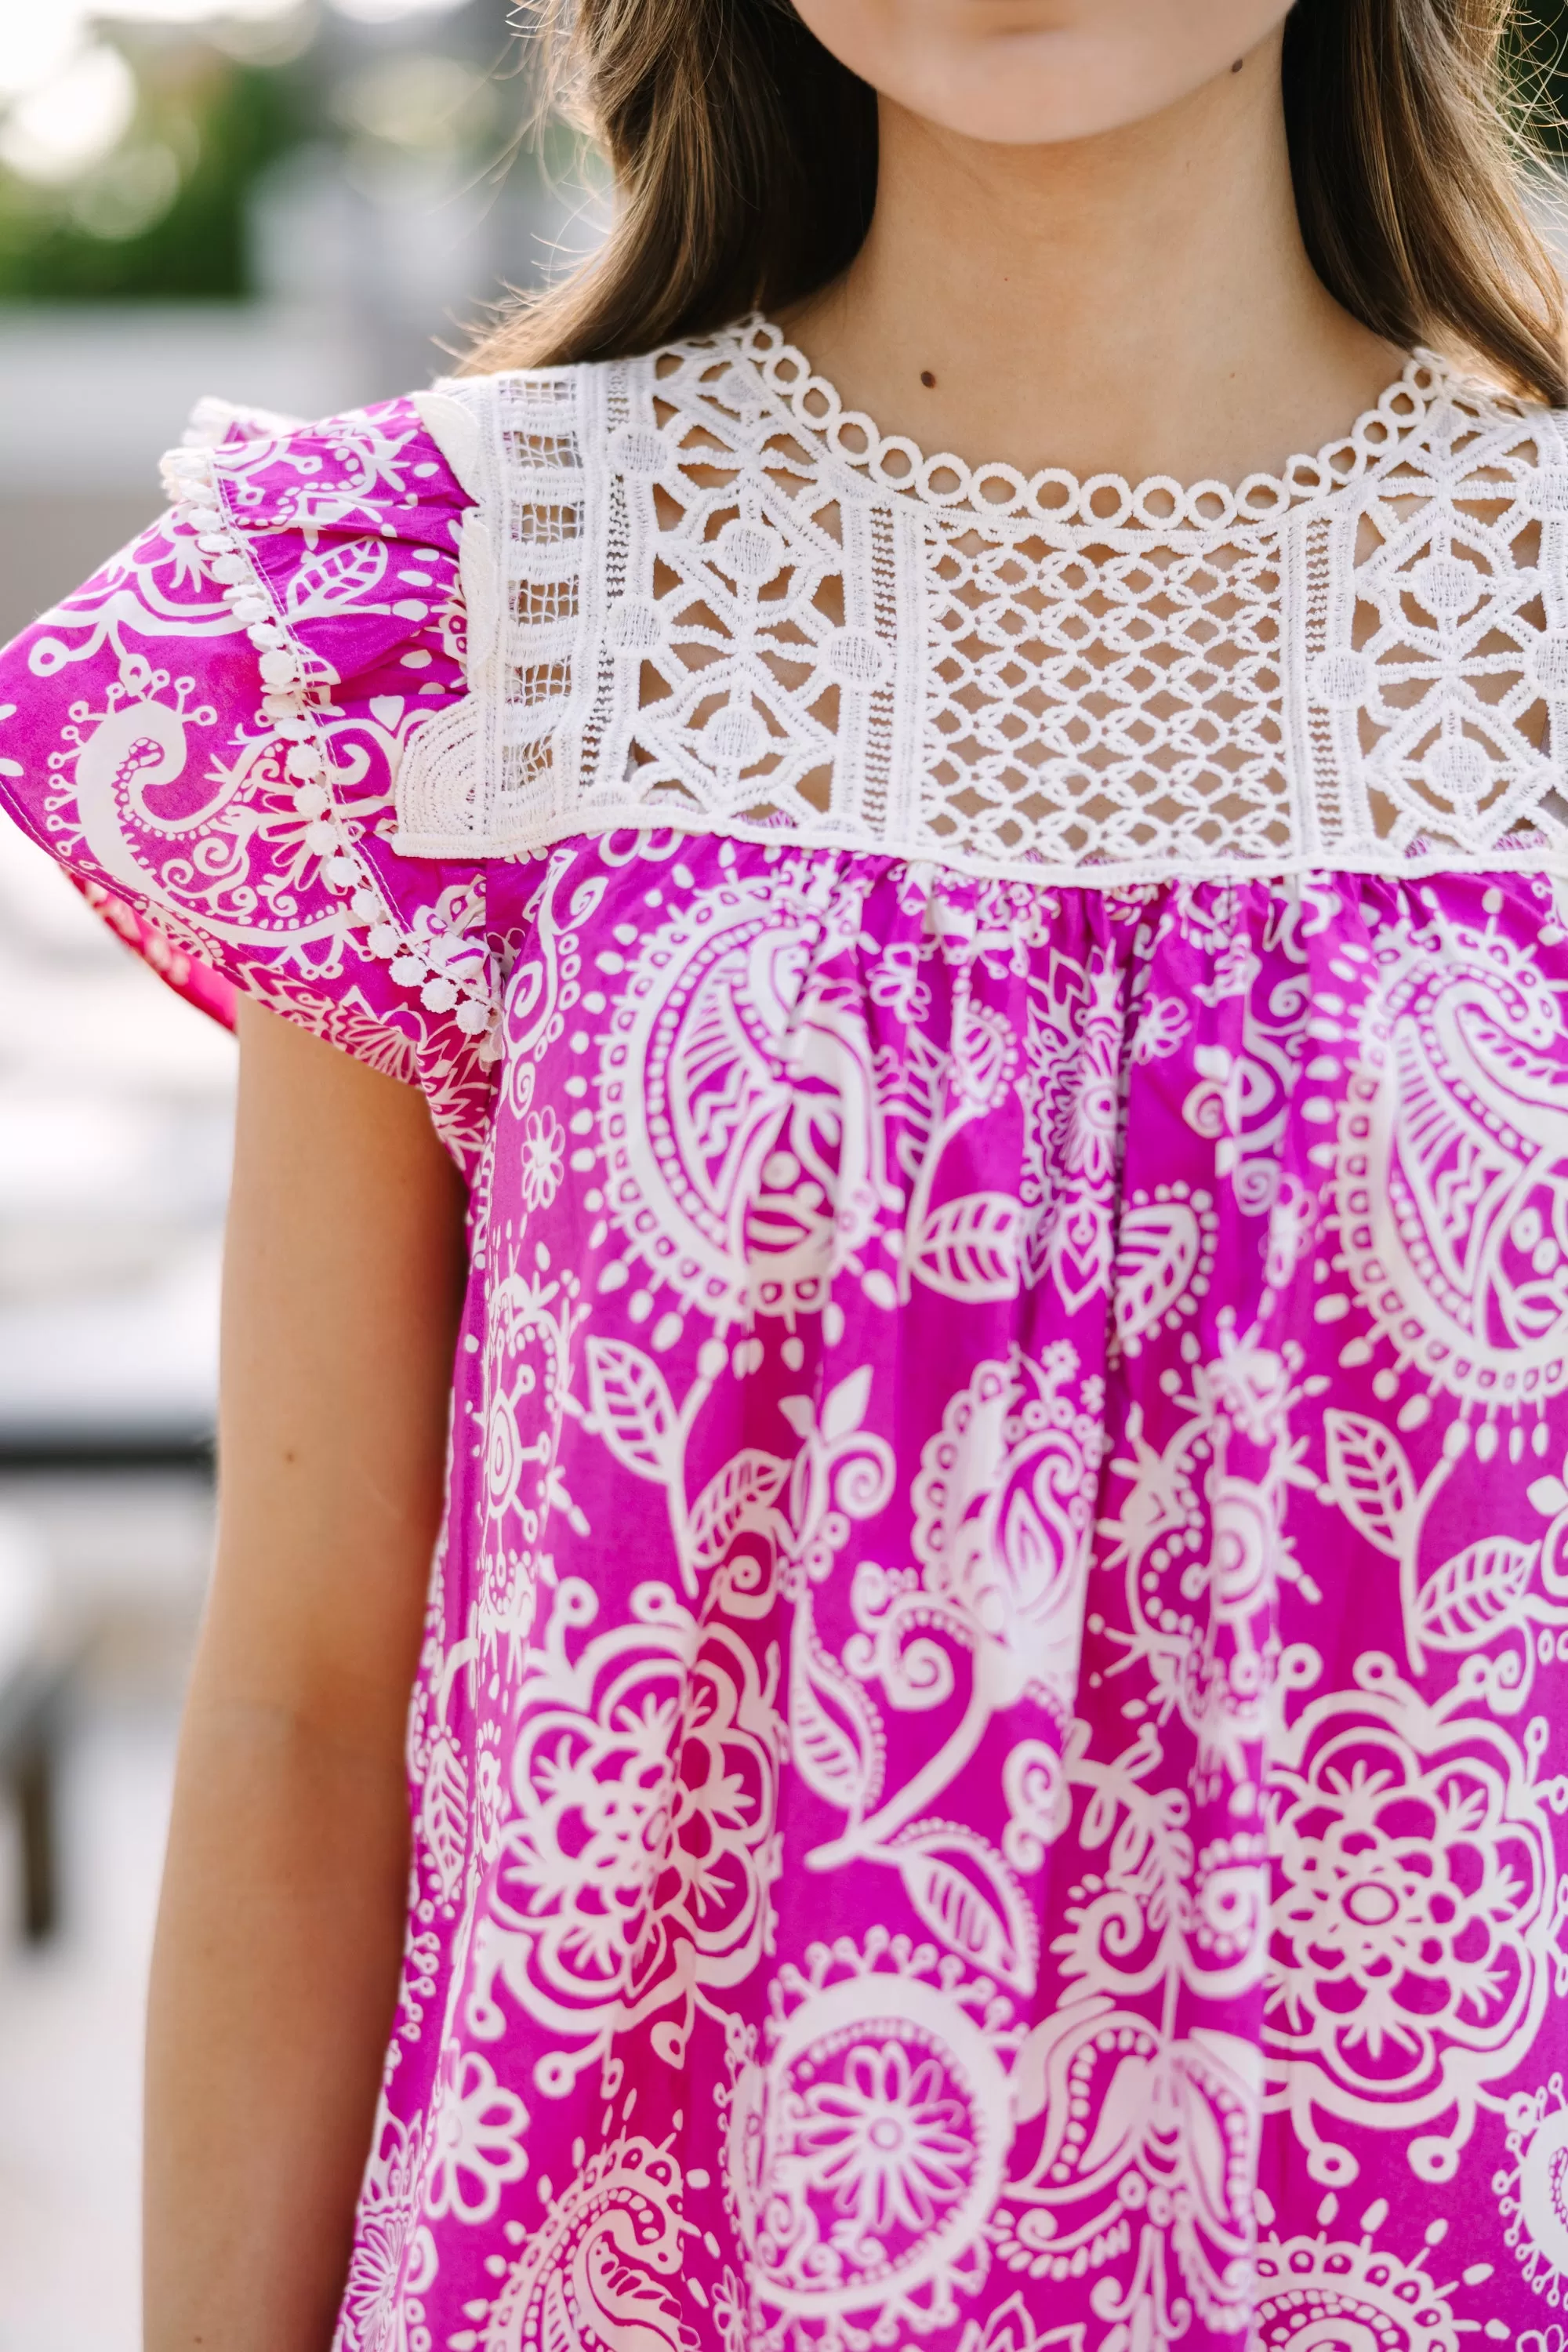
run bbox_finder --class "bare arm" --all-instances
[144,1000,467,2351]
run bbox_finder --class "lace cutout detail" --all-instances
[393,317,1568,884]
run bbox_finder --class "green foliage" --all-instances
[1511,1,1568,153]
[0,34,307,303]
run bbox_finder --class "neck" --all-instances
[784,32,1403,488]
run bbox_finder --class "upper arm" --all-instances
[200,1000,468,1760]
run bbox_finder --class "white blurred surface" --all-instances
[0,817,234,1443]
[0,1508,44,1671]
[0,303,372,492]
[0,1698,175,2352]
[0,1468,212,2352]
[0,0,304,99]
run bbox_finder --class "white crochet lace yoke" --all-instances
[395,315,1568,884]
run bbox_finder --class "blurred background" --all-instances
[3,1,1568,2344]
[0,2,596,2341]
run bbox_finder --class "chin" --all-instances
[791,3,1290,148]
[892,36,1214,144]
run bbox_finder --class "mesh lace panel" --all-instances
[394,319,1568,883]
[917,525,1290,870]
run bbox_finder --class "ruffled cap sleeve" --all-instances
[0,394,499,1174]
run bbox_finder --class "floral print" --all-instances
[4,396,1568,2352]
[795,2042,974,2238]
[517,1107,564,1213]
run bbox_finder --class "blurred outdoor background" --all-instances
[0,1,594,2342]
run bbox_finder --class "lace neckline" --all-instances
[729,314,1480,534]
[397,324,1568,887]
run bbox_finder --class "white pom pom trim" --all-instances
[163,441,500,1060]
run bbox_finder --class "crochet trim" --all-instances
[392,318,1568,887]
[160,431,500,1052]
[735,317,1469,530]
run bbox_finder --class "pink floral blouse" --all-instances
[3,340,1568,2352]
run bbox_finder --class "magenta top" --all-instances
[2,354,1567,2352]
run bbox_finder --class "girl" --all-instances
[4,2,1567,2345]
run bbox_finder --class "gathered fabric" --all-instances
[2,347,1568,2352]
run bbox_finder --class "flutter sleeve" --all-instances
[0,393,499,1174]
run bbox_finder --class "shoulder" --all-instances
[414,318,782,491]
[0,388,503,1164]
[164,389,476,597]
[1399,354,1568,485]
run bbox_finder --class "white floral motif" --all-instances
[336,2113,424,2352]
[955,2296,1083,2352]
[473,1243,590,1688]
[786,1349,1102,1995]
[1015,951,1123,1310]
[794,2038,973,2238]
[1112,1183,1217,1356]
[463,1576,781,2092]
[1250,2192,1501,2351]
[1097,1316,1325,1792]
[868,940,932,1025]
[906,1346,1102,1705]
[1267,1662,1568,2184]
[725,1939,1014,2350]
[517,1106,564,1212]
[422,2052,529,2224]
[996,2000,1261,2328]
[1180,992,1316,1219]
[592,860,894,1325]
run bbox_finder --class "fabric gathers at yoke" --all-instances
[5,332,1568,2352]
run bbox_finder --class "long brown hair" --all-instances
[466,0,1568,405]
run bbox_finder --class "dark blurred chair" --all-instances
[0,1514,73,1941]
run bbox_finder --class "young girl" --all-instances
[5,1,1568,2343]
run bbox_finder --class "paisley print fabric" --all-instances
[0,392,498,1167]
[6,395,1568,2352]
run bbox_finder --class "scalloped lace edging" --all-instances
[735,318,1477,532]
[388,324,1568,884]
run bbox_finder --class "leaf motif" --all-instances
[284,535,388,619]
[777,1395,815,1440]
[877,1029,949,1160]
[1414,1537,1540,1650]
[419,1730,469,1906]
[585,1338,678,1483]
[1114,1200,1200,1345]
[1080,1784,1119,1852]
[789,1631,881,1813]
[955,1004,1016,1112]
[687,1449,789,1568]
[822,1365,872,1443]
[895,1828,1036,1993]
[1324,1410,1414,1558]
[910,1192,1022,1303]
